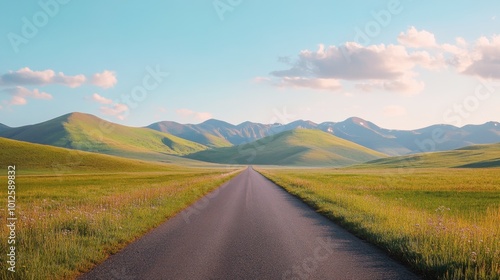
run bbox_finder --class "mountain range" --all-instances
[1,112,499,167]
[147,117,500,156]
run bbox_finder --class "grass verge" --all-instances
[0,168,242,280]
[257,168,500,280]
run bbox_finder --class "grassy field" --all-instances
[258,168,500,279]
[358,142,500,169]
[0,138,241,279]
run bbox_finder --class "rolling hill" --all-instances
[0,112,208,161]
[186,129,387,166]
[0,137,176,173]
[357,142,500,169]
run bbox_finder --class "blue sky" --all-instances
[0,0,499,129]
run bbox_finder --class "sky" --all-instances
[0,0,499,129]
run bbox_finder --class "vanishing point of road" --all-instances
[80,167,419,280]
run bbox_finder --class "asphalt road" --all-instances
[80,167,419,280]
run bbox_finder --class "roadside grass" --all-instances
[257,168,500,279]
[0,169,241,280]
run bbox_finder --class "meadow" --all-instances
[0,138,241,279]
[258,168,500,280]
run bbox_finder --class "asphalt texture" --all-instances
[79,167,420,280]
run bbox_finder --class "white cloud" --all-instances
[9,95,27,105]
[100,103,128,120]
[462,35,500,79]
[0,67,117,88]
[269,42,436,94]
[398,26,437,48]
[277,77,342,91]
[0,68,86,88]
[91,93,113,104]
[196,112,213,121]
[383,105,407,117]
[264,27,500,95]
[90,70,117,88]
[2,86,52,106]
[176,108,213,121]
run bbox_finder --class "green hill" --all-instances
[0,112,208,161]
[357,142,500,168]
[0,137,179,173]
[147,121,232,148]
[187,129,387,167]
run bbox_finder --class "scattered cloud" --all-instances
[277,77,342,91]
[462,35,500,79]
[355,73,425,95]
[176,108,213,121]
[383,105,407,117]
[253,76,271,83]
[90,70,117,88]
[0,67,117,88]
[9,95,27,106]
[0,67,86,88]
[91,93,113,104]
[269,42,435,93]
[154,106,168,119]
[398,26,437,48]
[2,86,52,106]
[263,27,500,94]
[100,103,129,120]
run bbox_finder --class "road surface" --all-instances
[80,167,419,280]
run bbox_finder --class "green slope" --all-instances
[187,129,387,167]
[0,137,178,173]
[0,112,208,161]
[357,142,500,168]
[147,121,233,148]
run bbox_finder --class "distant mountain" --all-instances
[357,142,500,169]
[147,120,233,148]
[147,119,288,147]
[186,129,387,167]
[149,117,500,156]
[0,123,10,133]
[321,117,413,156]
[0,112,208,161]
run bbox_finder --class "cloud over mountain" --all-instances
[264,27,500,94]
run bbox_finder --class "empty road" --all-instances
[80,167,419,280]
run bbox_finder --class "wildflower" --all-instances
[470,251,477,262]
